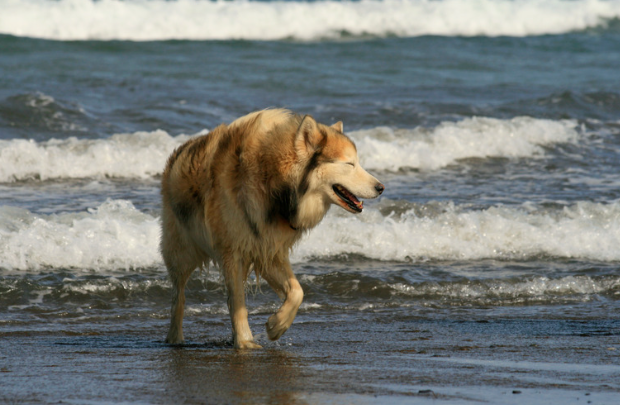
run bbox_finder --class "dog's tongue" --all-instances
[342,187,363,210]
[341,187,359,203]
[335,184,364,211]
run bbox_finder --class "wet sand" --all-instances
[1,311,619,404]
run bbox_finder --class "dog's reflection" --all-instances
[163,344,308,405]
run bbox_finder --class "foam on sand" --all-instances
[1,0,619,41]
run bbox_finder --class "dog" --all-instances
[161,109,384,348]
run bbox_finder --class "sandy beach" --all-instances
[2,309,619,404]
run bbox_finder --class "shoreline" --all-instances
[2,313,618,404]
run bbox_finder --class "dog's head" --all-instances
[295,115,384,215]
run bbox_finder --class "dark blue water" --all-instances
[2,33,620,142]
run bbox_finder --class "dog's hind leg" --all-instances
[162,217,204,344]
[262,257,304,341]
[165,258,199,345]
[224,254,262,350]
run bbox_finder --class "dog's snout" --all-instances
[375,183,385,195]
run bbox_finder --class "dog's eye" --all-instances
[346,162,355,167]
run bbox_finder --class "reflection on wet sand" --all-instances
[164,345,308,405]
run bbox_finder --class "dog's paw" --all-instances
[165,330,185,344]
[266,315,288,341]
[165,337,185,345]
[234,340,263,350]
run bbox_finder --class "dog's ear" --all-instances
[295,115,324,157]
[331,121,343,133]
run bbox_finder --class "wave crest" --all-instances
[0,130,193,182]
[1,0,620,41]
[0,116,580,182]
[293,200,620,262]
[2,199,620,271]
[354,116,580,171]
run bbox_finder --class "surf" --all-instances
[0,115,581,182]
[3,198,620,271]
[1,0,619,41]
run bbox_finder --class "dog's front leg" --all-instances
[262,258,304,341]
[224,254,261,350]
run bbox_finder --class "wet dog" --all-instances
[161,109,384,348]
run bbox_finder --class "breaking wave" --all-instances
[0,116,580,182]
[353,116,580,171]
[294,200,620,263]
[1,0,619,41]
[2,199,620,271]
[0,130,193,182]
[0,200,161,271]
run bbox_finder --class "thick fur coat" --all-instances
[161,109,383,348]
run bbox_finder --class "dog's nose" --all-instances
[375,183,385,195]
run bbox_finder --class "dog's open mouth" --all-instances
[333,185,363,213]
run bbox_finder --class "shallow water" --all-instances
[1,0,620,403]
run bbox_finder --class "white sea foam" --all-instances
[2,199,620,271]
[292,200,620,262]
[1,0,619,41]
[0,199,161,271]
[389,275,617,299]
[0,116,580,182]
[0,130,193,182]
[353,116,580,171]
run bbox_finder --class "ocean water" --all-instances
[1,0,620,343]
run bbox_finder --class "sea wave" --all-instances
[3,272,616,310]
[2,199,620,271]
[294,199,620,262]
[0,115,580,182]
[0,130,193,182]
[353,116,580,171]
[1,0,619,41]
[0,92,90,135]
[387,274,619,301]
[0,200,161,271]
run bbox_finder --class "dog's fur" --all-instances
[161,109,384,349]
